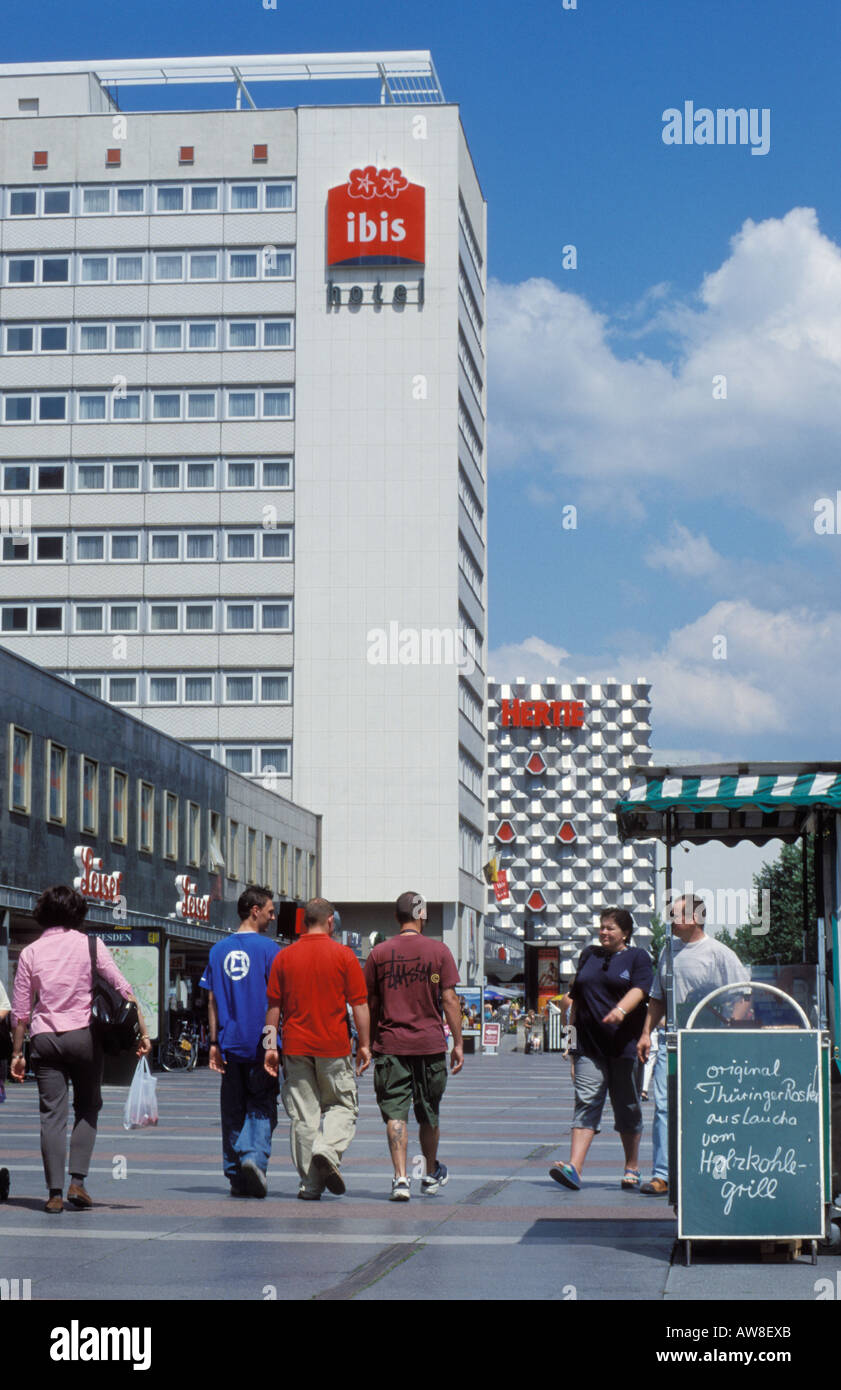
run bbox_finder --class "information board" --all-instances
[677,1030,824,1240]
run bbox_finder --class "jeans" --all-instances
[650,1032,668,1181]
[219,1055,279,1184]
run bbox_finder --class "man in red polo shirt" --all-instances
[263,898,370,1200]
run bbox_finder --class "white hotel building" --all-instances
[0,53,487,975]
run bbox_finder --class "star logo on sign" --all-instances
[223,949,251,981]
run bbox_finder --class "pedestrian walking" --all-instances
[263,898,370,1200]
[549,908,653,1192]
[0,975,11,1202]
[636,893,749,1195]
[364,891,463,1201]
[200,886,280,1198]
[9,885,151,1213]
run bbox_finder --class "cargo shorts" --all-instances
[374,1053,448,1127]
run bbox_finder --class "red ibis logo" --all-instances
[327,165,425,268]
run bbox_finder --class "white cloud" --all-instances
[645,522,722,578]
[488,207,841,530]
[488,597,841,741]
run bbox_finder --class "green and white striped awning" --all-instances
[615,763,841,845]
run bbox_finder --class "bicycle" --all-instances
[159,1019,199,1071]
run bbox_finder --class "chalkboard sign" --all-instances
[677,1030,824,1240]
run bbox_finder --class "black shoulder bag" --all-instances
[88,936,140,1055]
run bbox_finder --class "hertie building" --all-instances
[485,678,656,981]
[0,52,487,979]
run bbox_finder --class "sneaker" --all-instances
[389,1176,411,1202]
[229,1183,247,1197]
[421,1162,449,1194]
[239,1159,268,1198]
[548,1162,582,1190]
[297,1183,322,1201]
[311,1152,346,1195]
[0,1167,9,1202]
[640,1178,669,1196]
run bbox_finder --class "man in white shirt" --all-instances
[637,894,749,1195]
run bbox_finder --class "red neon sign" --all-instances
[327,165,425,268]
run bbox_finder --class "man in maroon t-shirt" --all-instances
[364,891,463,1202]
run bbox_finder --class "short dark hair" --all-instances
[672,894,706,922]
[237,886,273,921]
[304,897,334,927]
[395,891,424,925]
[33,884,88,930]
[601,907,634,941]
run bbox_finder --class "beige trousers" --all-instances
[281,1054,359,1188]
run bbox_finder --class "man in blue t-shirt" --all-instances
[200,887,280,1197]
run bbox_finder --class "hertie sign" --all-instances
[175,874,210,924]
[327,165,425,268]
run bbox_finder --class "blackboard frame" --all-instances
[677,1029,825,1242]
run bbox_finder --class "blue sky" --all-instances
[6,0,841,774]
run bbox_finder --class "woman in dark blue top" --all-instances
[549,908,653,1192]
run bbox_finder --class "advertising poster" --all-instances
[455,985,483,1037]
[537,946,560,1012]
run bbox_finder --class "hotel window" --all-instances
[226,532,255,560]
[187,392,215,419]
[5,325,34,352]
[164,792,178,860]
[261,602,291,631]
[138,781,155,853]
[111,768,128,843]
[79,324,108,352]
[9,189,37,216]
[294,849,303,899]
[81,187,110,214]
[263,320,292,347]
[227,391,256,419]
[44,188,70,214]
[152,392,181,420]
[225,603,254,630]
[230,183,259,210]
[262,530,291,559]
[227,460,255,486]
[10,725,31,813]
[117,187,145,213]
[188,321,216,349]
[247,827,257,883]
[156,185,184,213]
[115,324,142,350]
[109,676,137,704]
[149,676,178,703]
[75,676,102,697]
[185,604,213,631]
[187,461,214,488]
[150,533,180,561]
[308,853,317,899]
[80,756,98,835]
[41,324,68,351]
[190,185,218,211]
[76,534,105,561]
[227,820,240,879]
[153,323,183,350]
[154,254,183,282]
[3,537,29,561]
[2,606,28,632]
[115,255,143,282]
[280,842,289,895]
[260,746,290,777]
[3,464,31,490]
[264,836,274,892]
[150,605,178,631]
[184,675,213,703]
[225,748,253,774]
[77,464,105,490]
[34,606,62,632]
[80,255,108,283]
[263,391,290,419]
[75,605,103,632]
[263,460,291,487]
[266,183,293,209]
[186,532,214,560]
[225,675,253,703]
[110,534,139,560]
[78,394,107,421]
[189,252,217,280]
[35,464,63,490]
[151,463,180,489]
[112,464,140,490]
[42,257,70,283]
[229,322,257,349]
[229,252,257,279]
[260,674,290,703]
[110,605,138,632]
[188,801,201,867]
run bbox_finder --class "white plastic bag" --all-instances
[123,1056,159,1130]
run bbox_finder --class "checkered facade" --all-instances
[486,679,656,980]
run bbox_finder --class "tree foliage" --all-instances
[716,837,817,965]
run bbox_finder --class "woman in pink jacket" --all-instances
[11,884,151,1213]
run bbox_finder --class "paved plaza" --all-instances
[0,1050,838,1302]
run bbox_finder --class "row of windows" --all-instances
[458,197,484,276]
[2,457,291,493]
[2,528,292,565]
[4,599,292,636]
[458,535,484,599]
[458,397,485,472]
[191,744,291,781]
[458,328,484,406]
[457,605,484,668]
[2,387,293,423]
[5,181,294,218]
[9,725,311,893]
[459,818,483,879]
[68,670,292,705]
[458,467,484,539]
[3,317,293,355]
[459,678,484,734]
[4,247,293,286]
[459,260,484,339]
[459,746,483,800]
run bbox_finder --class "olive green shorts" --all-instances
[374,1053,448,1127]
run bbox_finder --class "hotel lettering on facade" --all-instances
[485,679,656,978]
[0,53,487,977]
